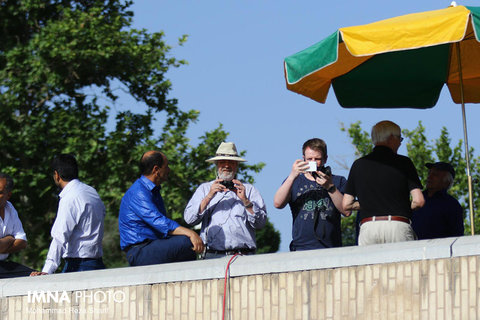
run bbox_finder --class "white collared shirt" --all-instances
[42,179,105,274]
[0,201,27,261]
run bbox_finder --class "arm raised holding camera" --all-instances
[312,170,351,217]
[274,159,309,209]
[197,179,227,214]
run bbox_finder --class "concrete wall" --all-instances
[0,236,479,319]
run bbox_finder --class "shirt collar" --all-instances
[59,179,80,199]
[140,175,160,192]
[373,145,394,154]
[424,189,448,198]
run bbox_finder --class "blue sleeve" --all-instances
[131,188,179,237]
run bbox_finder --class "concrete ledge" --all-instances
[451,234,480,257]
[0,235,477,297]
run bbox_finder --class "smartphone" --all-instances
[306,161,317,172]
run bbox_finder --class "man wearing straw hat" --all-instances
[184,142,267,259]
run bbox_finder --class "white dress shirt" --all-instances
[42,179,105,274]
[0,201,27,261]
[184,181,267,251]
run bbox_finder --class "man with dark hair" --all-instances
[31,154,106,275]
[0,173,34,278]
[119,150,204,266]
[274,138,350,251]
[412,162,464,239]
[343,121,425,245]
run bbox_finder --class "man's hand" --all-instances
[312,170,334,190]
[291,159,309,178]
[30,271,48,276]
[0,235,15,253]
[208,179,228,197]
[232,179,247,202]
[171,226,205,254]
[273,159,308,209]
[187,230,205,254]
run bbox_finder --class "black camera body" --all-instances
[319,165,332,176]
[220,180,236,190]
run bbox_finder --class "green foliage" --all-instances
[0,0,279,270]
[343,120,480,242]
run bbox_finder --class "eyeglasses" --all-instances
[393,134,404,142]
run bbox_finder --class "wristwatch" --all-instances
[327,185,336,193]
[244,201,253,208]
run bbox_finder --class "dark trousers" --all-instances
[62,258,105,273]
[126,235,196,266]
[0,260,35,279]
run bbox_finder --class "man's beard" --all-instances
[218,170,235,181]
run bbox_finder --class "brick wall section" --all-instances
[1,255,479,320]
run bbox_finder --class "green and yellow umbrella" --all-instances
[284,4,480,233]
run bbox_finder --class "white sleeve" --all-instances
[42,198,80,274]
[7,203,27,241]
[184,183,212,225]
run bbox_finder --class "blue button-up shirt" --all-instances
[119,176,179,250]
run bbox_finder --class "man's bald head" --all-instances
[139,151,165,175]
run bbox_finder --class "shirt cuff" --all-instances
[42,261,56,274]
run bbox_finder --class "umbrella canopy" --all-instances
[284,4,479,233]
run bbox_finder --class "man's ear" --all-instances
[53,170,60,182]
[152,165,161,174]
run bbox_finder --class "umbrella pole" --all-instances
[456,43,475,235]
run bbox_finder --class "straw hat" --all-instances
[206,142,246,163]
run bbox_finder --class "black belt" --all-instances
[206,248,255,255]
[64,257,102,262]
[123,239,152,252]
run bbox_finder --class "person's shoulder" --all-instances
[332,174,347,182]
[243,181,259,191]
[395,153,413,161]
[444,192,461,204]
[201,180,215,187]
[5,201,18,215]
[125,177,148,192]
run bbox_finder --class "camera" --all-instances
[220,180,236,190]
[319,165,332,176]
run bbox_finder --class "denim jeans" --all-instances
[126,235,196,266]
[62,258,105,273]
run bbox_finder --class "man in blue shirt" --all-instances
[119,151,204,266]
[411,162,464,240]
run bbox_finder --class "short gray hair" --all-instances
[0,173,14,192]
[444,172,454,190]
[371,120,401,145]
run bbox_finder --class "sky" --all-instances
[123,0,480,252]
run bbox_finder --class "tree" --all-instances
[341,121,480,246]
[0,0,279,270]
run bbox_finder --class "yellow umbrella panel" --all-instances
[284,5,480,107]
[284,4,480,233]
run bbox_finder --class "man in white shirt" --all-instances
[0,173,34,278]
[31,154,106,275]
